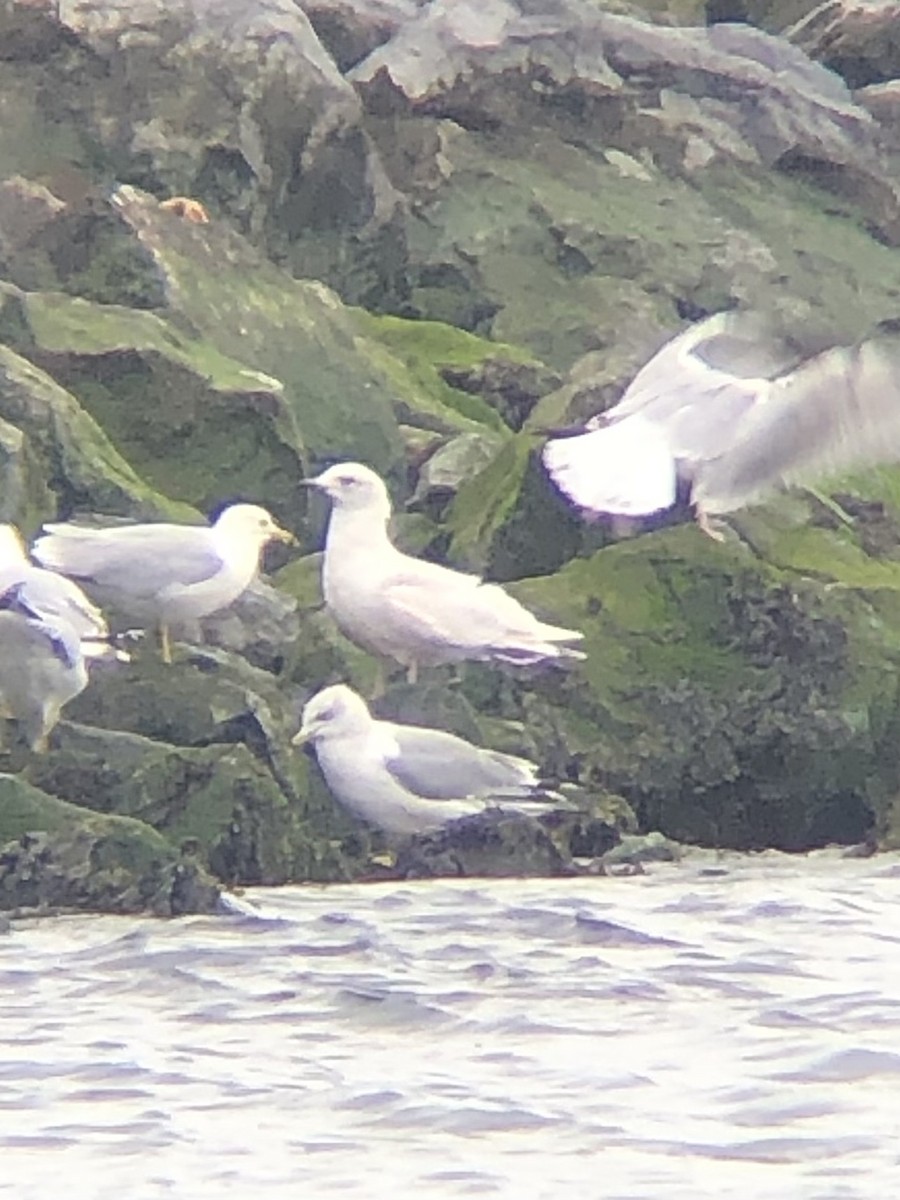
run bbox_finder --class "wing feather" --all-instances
[33,524,224,598]
[696,337,900,513]
[384,722,537,801]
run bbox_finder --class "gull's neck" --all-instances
[324,503,395,558]
[0,528,28,569]
[211,525,266,582]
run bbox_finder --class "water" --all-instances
[2,853,899,1199]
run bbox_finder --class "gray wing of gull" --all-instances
[605,313,809,462]
[383,722,538,801]
[0,583,82,669]
[0,566,106,641]
[695,336,900,513]
[33,523,226,601]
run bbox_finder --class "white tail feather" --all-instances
[543,415,677,516]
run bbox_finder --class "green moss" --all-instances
[109,198,407,478]
[0,344,194,523]
[355,310,534,432]
[3,290,304,520]
[0,773,156,841]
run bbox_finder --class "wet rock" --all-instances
[601,831,684,865]
[395,809,572,879]
[0,773,221,915]
[497,529,900,852]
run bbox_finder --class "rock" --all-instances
[788,1,900,89]
[438,357,562,432]
[394,809,572,879]
[4,0,900,903]
[0,175,66,261]
[411,430,506,515]
[0,773,221,914]
[200,579,300,673]
[706,0,824,32]
[0,283,306,525]
[304,0,420,73]
[21,644,368,886]
[446,434,586,578]
[0,334,190,525]
[495,526,900,851]
[0,0,406,307]
[857,80,900,156]
[349,0,900,362]
[0,174,162,307]
[110,185,426,482]
[601,830,684,865]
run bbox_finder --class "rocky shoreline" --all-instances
[3,0,900,913]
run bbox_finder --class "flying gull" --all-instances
[32,504,295,663]
[303,462,584,687]
[293,683,563,835]
[542,310,900,536]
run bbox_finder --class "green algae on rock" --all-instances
[0,773,221,915]
[497,528,900,852]
[1,285,306,523]
[0,336,192,526]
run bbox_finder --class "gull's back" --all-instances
[33,521,228,622]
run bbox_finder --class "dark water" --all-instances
[2,852,899,1199]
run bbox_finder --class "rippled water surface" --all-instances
[3,854,900,1199]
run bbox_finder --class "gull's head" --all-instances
[302,463,392,520]
[213,504,296,548]
[0,524,28,568]
[292,684,372,746]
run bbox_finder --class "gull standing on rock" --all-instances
[542,311,900,537]
[304,462,584,686]
[294,684,563,836]
[32,504,295,663]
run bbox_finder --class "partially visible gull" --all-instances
[304,462,584,685]
[32,504,295,663]
[0,579,124,752]
[293,683,562,836]
[0,523,113,658]
[542,311,900,536]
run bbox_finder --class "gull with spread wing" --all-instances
[543,311,900,537]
